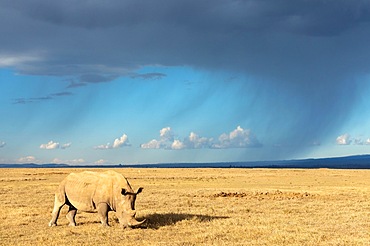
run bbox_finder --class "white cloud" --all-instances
[40,141,60,149]
[141,127,175,149]
[353,138,364,145]
[52,158,86,165]
[335,134,370,146]
[94,159,111,165]
[140,139,162,149]
[61,142,72,149]
[141,126,260,150]
[94,144,111,150]
[171,139,186,150]
[160,127,174,142]
[112,134,130,148]
[51,158,64,164]
[94,133,131,150]
[68,159,86,165]
[141,127,189,150]
[40,141,71,150]
[0,141,6,148]
[144,131,211,150]
[183,132,212,149]
[212,126,262,149]
[17,156,38,163]
[336,134,351,145]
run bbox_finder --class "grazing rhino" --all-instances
[49,170,145,228]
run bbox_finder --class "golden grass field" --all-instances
[0,168,369,245]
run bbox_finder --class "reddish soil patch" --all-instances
[210,190,316,200]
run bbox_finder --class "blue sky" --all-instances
[2,0,370,165]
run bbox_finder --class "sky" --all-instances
[2,0,370,165]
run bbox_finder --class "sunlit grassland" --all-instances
[0,168,369,245]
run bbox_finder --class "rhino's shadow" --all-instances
[141,213,229,229]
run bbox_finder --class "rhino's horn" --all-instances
[128,218,146,227]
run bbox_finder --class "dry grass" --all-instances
[0,168,370,245]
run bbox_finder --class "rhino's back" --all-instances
[63,171,130,211]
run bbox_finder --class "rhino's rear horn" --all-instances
[136,187,143,194]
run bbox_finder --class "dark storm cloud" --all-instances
[79,74,118,83]
[12,91,73,104]
[12,96,53,104]
[2,0,370,156]
[66,81,87,89]
[130,73,167,80]
[2,0,370,78]
[1,0,369,82]
[12,98,30,105]
[12,98,46,104]
[50,92,73,97]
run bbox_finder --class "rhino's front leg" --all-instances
[66,205,77,226]
[97,203,110,227]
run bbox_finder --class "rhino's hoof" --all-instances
[68,223,76,227]
[49,222,57,227]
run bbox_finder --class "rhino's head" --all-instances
[117,187,146,228]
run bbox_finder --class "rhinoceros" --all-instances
[49,170,145,228]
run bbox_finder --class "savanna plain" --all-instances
[0,168,369,245]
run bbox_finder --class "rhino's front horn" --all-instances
[128,218,146,227]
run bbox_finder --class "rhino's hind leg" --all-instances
[49,193,66,227]
[97,203,110,227]
[66,205,77,226]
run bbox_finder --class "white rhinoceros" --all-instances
[49,170,145,228]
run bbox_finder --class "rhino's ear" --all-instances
[136,187,143,194]
[121,188,127,195]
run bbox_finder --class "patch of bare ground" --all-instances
[209,190,316,200]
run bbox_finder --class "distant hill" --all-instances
[0,163,70,168]
[1,154,370,169]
